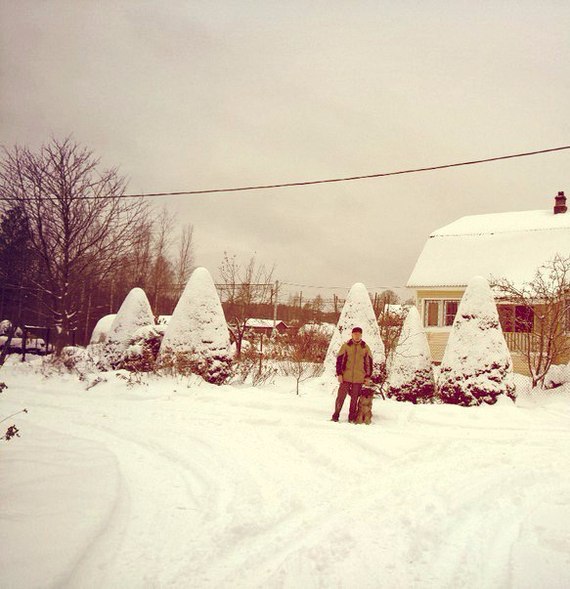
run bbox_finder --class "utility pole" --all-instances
[272,280,279,336]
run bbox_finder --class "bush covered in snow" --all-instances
[543,364,570,390]
[438,276,515,406]
[386,307,435,403]
[105,288,154,368]
[324,283,386,382]
[59,346,99,380]
[90,314,116,345]
[0,319,14,336]
[158,267,232,385]
[121,325,165,372]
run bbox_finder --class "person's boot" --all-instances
[331,414,339,422]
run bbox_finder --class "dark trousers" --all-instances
[332,382,363,421]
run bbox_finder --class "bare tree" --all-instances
[280,328,326,395]
[218,252,275,357]
[492,254,570,388]
[376,290,405,363]
[0,138,148,351]
[173,223,195,298]
[148,206,175,311]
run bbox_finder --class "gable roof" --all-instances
[407,209,570,288]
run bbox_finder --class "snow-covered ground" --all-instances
[1,360,570,589]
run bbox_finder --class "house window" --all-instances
[425,300,439,327]
[423,299,460,327]
[498,304,534,333]
[444,301,459,326]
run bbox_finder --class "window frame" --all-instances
[423,298,461,328]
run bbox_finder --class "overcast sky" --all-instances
[1,0,569,303]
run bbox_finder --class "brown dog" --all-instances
[355,388,373,425]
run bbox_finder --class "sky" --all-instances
[1,0,569,304]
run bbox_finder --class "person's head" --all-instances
[351,327,363,342]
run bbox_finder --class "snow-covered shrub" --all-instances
[324,283,386,382]
[90,314,116,345]
[0,319,13,336]
[158,267,232,385]
[105,288,154,368]
[121,324,165,372]
[438,276,515,406]
[543,364,569,390]
[59,346,99,380]
[386,306,435,403]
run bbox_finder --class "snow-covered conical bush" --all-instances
[105,288,154,368]
[386,306,435,403]
[90,313,117,345]
[158,267,232,384]
[324,283,386,381]
[438,276,515,406]
[122,324,165,372]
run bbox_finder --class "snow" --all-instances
[298,322,336,336]
[1,359,570,588]
[407,209,570,288]
[386,306,435,402]
[245,319,288,329]
[158,267,231,383]
[324,283,386,380]
[434,209,570,236]
[438,276,514,405]
[89,314,116,344]
[105,289,154,365]
[0,335,46,352]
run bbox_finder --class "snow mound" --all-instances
[89,314,116,344]
[438,276,515,406]
[386,306,435,403]
[324,283,386,382]
[158,267,232,384]
[105,288,154,367]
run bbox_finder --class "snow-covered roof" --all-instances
[245,319,287,329]
[407,209,570,288]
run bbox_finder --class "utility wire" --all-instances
[1,145,568,201]
[280,281,404,291]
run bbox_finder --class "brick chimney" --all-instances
[554,191,567,214]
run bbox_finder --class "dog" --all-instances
[355,387,373,425]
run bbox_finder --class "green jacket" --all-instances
[336,339,373,384]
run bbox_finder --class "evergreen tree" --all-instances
[105,288,154,368]
[324,283,386,382]
[386,307,435,403]
[158,267,232,384]
[438,276,515,406]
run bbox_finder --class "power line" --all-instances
[1,145,568,202]
[280,281,405,291]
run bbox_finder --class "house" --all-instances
[245,319,288,336]
[407,192,570,372]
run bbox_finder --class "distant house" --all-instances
[245,319,288,336]
[407,192,570,372]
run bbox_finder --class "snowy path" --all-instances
[1,365,570,588]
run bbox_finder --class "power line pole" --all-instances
[272,280,279,336]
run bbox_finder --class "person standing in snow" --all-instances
[331,327,373,422]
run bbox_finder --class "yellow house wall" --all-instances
[413,288,570,377]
